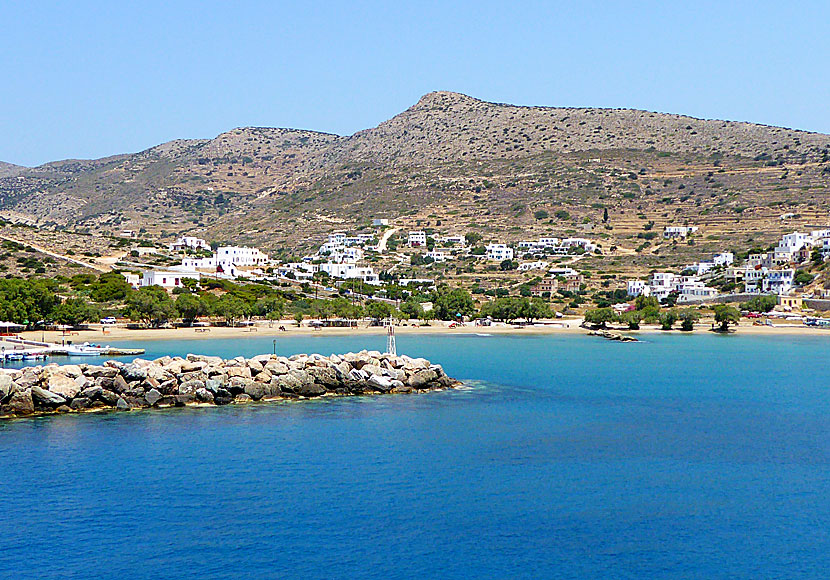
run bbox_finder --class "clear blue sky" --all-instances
[2,1,829,166]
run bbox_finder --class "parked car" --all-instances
[100,317,117,324]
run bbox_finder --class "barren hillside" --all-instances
[1,91,829,268]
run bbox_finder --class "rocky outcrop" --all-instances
[0,351,459,418]
[587,330,639,342]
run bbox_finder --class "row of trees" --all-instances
[585,300,741,332]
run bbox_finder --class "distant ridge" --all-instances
[1,91,829,259]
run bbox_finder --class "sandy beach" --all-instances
[17,316,830,345]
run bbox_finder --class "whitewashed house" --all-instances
[664,226,699,239]
[169,236,211,252]
[438,235,466,247]
[408,231,427,247]
[676,280,719,303]
[122,273,140,289]
[744,268,795,295]
[627,280,651,297]
[518,261,549,272]
[426,250,450,263]
[319,263,380,285]
[141,270,200,289]
[485,244,514,261]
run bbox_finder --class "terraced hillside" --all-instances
[2,92,829,270]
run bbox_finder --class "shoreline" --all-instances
[19,317,830,344]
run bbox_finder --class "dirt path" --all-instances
[377,227,400,253]
[0,234,110,272]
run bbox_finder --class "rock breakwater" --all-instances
[0,351,459,418]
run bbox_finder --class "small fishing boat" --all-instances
[65,343,106,356]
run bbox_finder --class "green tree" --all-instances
[465,232,483,246]
[739,295,777,313]
[215,294,247,326]
[794,270,815,286]
[619,310,642,330]
[521,297,551,323]
[90,272,134,302]
[584,307,616,328]
[659,310,678,330]
[499,259,517,271]
[311,299,334,320]
[293,312,304,326]
[634,295,660,311]
[127,286,176,327]
[366,300,393,320]
[533,210,549,220]
[677,308,700,331]
[255,295,286,321]
[53,298,102,327]
[400,299,425,321]
[175,293,205,324]
[713,304,741,331]
[433,286,476,320]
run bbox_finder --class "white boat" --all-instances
[65,343,106,356]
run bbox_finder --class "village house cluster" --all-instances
[723,229,830,296]
[626,228,830,305]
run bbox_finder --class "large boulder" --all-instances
[60,365,83,379]
[145,389,162,406]
[307,366,339,388]
[179,370,208,384]
[225,366,251,379]
[0,374,15,401]
[15,371,40,390]
[85,366,118,378]
[297,382,326,397]
[408,369,439,389]
[275,373,302,394]
[243,381,265,401]
[31,386,66,406]
[80,386,103,400]
[253,370,272,384]
[7,390,34,415]
[214,388,233,405]
[264,361,289,375]
[195,388,214,403]
[263,379,281,399]
[288,369,313,387]
[180,360,207,373]
[367,374,394,393]
[179,380,205,395]
[100,390,120,406]
[46,373,81,399]
[112,375,129,394]
[121,364,147,382]
[69,397,92,410]
[204,379,223,393]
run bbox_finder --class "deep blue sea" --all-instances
[1,332,829,579]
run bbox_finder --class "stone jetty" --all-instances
[0,351,459,418]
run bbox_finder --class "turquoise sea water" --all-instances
[1,332,829,579]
